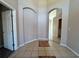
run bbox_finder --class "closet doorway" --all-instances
[0,2,17,58]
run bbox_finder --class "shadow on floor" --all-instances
[0,47,13,58]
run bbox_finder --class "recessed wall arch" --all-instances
[48,8,59,14]
[23,7,37,14]
[23,7,38,44]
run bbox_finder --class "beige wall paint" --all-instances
[47,0,70,45]
[67,0,79,55]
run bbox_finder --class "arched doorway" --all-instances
[48,8,62,44]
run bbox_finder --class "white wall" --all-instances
[1,0,71,50]
[67,0,79,55]
[18,0,70,46]
[18,0,38,46]
[18,0,49,46]
[38,0,48,40]
[47,0,70,45]
[1,0,18,9]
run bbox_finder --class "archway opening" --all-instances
[48,8,62,45]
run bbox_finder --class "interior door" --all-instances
[2,10,13,51]
[23,8,37,43]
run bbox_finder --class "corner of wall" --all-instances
[18,39,38,49]
[66,45,79,56]
[60,42,79,56]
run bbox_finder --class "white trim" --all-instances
[38,38,49,41]
[61,43,79,56]
[0,0,18,51]
[18,38,49,49]
[18,39,37,49]
[60,43,67,47]
[0,0,15,10]
[66,46,79,56]
[12,11,18,50]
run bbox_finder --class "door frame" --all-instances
[48,8,62,44]
[0,0,18,50]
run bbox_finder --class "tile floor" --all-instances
[9,38,78,58]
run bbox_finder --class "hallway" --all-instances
[0,0,79,58]
[9,38,78,58]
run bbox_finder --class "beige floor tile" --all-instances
[23,51,32,58]
[31,50,38,58]
[38,47,45,51]
[32,47,38,50]
[45,50,55,56]
[53,50,63,58]
[60,49,77,57]
[9,40,78,58]
[25,46,33,51]
[38,50,46,56]
[14,52,25,58]
[9,51,18,58]
[44,47,56,51]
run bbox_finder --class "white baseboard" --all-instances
[38,38,49,41]
[60,43,79,56]
[60,43,67,47]
[66,46,79,56]
[17,38,49,49]
[18,39,37,49]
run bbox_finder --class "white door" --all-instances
[23,8,37,43]
[2,10,13,51]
